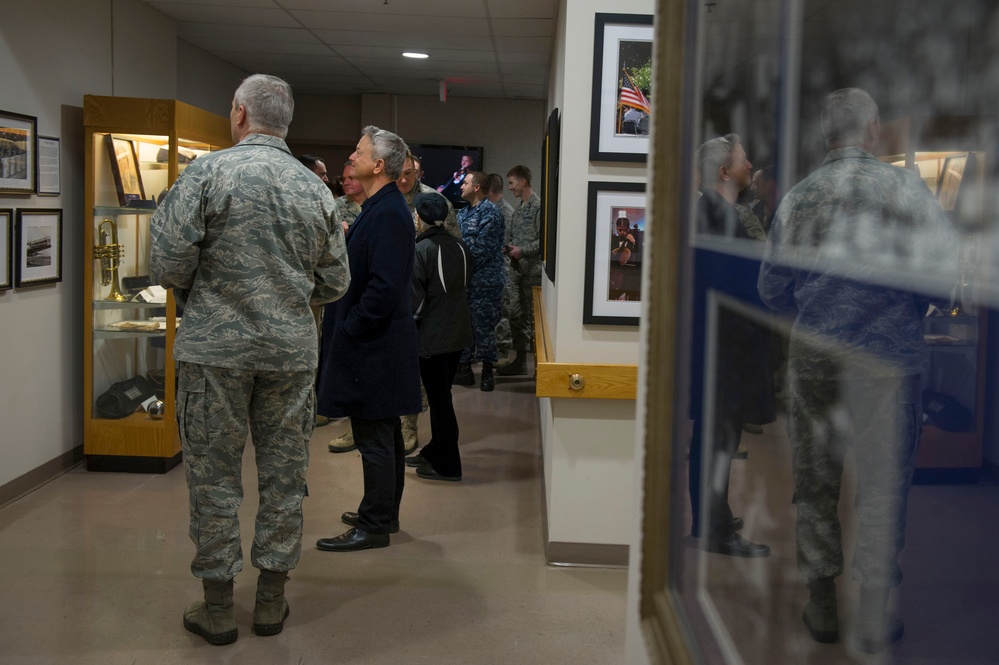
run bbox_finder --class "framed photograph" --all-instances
[583,181,646,325]
[541,108,561,283]
[36,136,61,196]
[0,209,12,291]
[0,110,37,194]
[14,208,62,287]
[589,14,654,163]
[104,134,146,206]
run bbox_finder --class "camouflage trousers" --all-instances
[495,264,539,356]
[460,285,504,364]
[787,352,921,588]
[176,361,315,581]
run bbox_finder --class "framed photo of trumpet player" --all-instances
[14,208,62,287]
[104,135,146,206]
[0,209,12,291]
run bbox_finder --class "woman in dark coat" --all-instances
[406,192,474,481]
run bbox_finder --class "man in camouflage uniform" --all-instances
[150,74,349,645]
[497,165,542,376]
[759,88,958,653]
[331,161,367,230]
[488,173,516,361]
[453,171,506,391]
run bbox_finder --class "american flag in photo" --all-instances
[619,71,650,113]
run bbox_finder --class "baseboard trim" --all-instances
[547,541,629,568]
[0,446,84,508]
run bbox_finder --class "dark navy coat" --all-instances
[317,182,422,419]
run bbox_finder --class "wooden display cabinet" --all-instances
[881,116,992,482]
[83,96,232,472]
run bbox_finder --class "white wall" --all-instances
[540,0,652,556]
[0,0,253,490]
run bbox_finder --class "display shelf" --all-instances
[881,115,992,483]
[83,95,231,473]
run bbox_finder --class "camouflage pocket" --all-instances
[177,363,208,457]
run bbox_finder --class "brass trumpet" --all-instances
[94,218,128,302]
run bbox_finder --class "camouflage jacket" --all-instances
[509,191,542,281]
[404,181,460,238]
[758,147,959,375]
[333,195,363,228]
[458,198,506,287]
[150,133,350,372]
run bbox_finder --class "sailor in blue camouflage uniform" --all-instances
[150,74,349,646]
[454,171,506,391]
[758,88,959,653]
[497,165,542,376]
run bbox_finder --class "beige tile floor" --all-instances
[0,372,628,665]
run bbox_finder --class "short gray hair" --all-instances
[696,134,741,188]
[234,74,294,138]
[820,88,878,148]
[362,125,408,180]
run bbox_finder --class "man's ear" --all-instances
[373,158,385,176]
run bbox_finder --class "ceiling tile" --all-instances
[148,3,300,26]
[486,0,558,20]
[496,51,549,65]
[491,18,554,37]
[281,0,485,17]
[292,11,489,35]
[186,38,333,56]
[312,30,491,51]
[494,36,551,53]
[150,0,277,7]
[178,24,318,43]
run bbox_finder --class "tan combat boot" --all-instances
[401,413,419,455]
[253,569,290,636]
[183,579,237,645]
[328,427,356,453]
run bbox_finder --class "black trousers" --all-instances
[350,416,405,534]
[688,416,741,541]
[417,351,463,477]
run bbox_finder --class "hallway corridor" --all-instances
[0,375,628,664]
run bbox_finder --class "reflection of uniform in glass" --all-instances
[759,135,958,650]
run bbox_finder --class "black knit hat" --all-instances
[413,192,449,225]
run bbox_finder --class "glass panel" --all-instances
[665,0,999,661]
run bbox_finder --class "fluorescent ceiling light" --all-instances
[402,52,429,59]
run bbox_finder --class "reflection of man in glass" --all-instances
[758,88,958,653]
[688,134,774,559]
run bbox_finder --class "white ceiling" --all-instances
[144,0,559,100]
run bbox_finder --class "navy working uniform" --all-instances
[457,198,506,365]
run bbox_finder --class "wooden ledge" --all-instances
[532,287,638,400]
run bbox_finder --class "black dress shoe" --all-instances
[316,527,389,552]
[453,364,474,386]
[479,372,495,392]
[341,511,399,534]
[730,517,744,532]
[404,453,423,468]
[416,464,462,482]
[707,533,771,557]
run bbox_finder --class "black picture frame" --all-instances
[0,209,12,291]
[589,13,654,163]
[583,181,646,325]
[14,208,62,287]
[36,135,61,196]
[542,108,561,283]
[105,134,146,206]
[0,109,37,195]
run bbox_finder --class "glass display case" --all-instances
[83,96,231,472]
[881,119,990,482]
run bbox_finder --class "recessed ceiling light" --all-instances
[402,52,429,59]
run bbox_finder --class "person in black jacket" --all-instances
[405,192,474,481]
